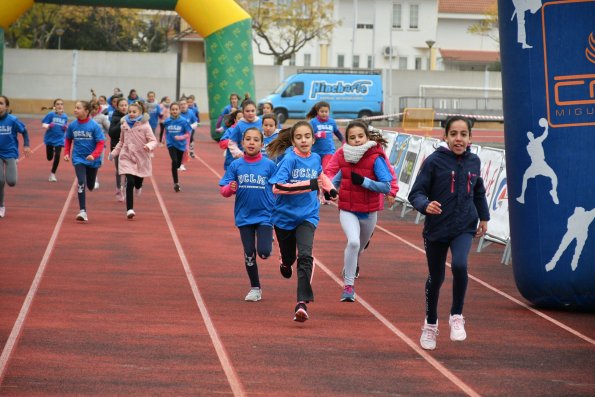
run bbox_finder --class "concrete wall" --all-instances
[3,48,501,117]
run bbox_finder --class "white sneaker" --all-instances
[179,164,187,171]
[48,173,57,182]
[127,209,136,219]
[134,187,142,197]
[244,288,262,302]
[420,319,438,350]
[449,314,467,341]
[94,177,100,190]
[0,206,5,218]
[76,210,88,222]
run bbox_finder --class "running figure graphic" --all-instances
[512,0,542,49]
[545,207,595,272]
[516,118,559,205]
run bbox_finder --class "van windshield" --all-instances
[273,82,287,94]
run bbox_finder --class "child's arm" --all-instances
[220,181,238,197]
[88,140,105,161]
[332,122,344,143]
[18,124,31,156]
[144,125,158,151]
[111,128,125,157]
[317,172,338,200]
[63,138,72,161]
[272,178,320,195]
[323,151,341,179]
[351,157,392,194]
[228,139,243,158]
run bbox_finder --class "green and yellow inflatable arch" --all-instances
[0,0,254,140]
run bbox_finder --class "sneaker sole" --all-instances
[245,296,262,302]
[340,296,355,302]
[76,216,87,222]
[420,343,436,350]
[293,308,308,322]
[450,334,467,341]
[127,213,135,219]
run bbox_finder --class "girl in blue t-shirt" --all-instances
[219,127,277,302]
[41,98,68,182]
[219,109,243,170]
[306,101,344,170]
[0,96,31,218]
[261,113,279,160]
[64,100,105,222]
[226,100,262,160]
[266,121,337,323]
[164,102,192,192]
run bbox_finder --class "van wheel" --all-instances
[275,109,288,124]
[358,110,373,120]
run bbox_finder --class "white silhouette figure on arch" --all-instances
[512,0,542,49]
[517,118,559,205]
[545,207,595,272]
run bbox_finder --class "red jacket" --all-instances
[332,145,386,213]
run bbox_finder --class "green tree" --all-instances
[238,0,338,65]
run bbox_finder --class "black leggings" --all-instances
[239,224,273,288]
[74,164,98,211]
[125,174,144,211]
[275,221,316,302]
[424,233,473,324]
[168,146,184,184]
[46,145,62,173]
[159,123,165,143]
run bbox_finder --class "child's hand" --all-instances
[230,181,238,192]
[143,144,150,152]
[175,135,185,141]
[426,201,442,215]
[386,195,396,206]
[64,154,70,162]
[108,153,114,161]
[86,154,95,161]
[23,147,32,158]
[315,131,326,139]
[324,189,338,201]
[351,171,365,186]
[49,122,55,129]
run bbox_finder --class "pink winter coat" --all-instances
[110,113,157,177]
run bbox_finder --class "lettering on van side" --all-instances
[310,80,373,100]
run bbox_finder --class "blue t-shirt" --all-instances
[0,113,29,160]
[42,111,68,147]
[164,116,192,151]
[228,118,263,153]
[180,110,198,127]
[262,130,279,159]
[310,117,342,156]
[65,119,104,168]
[219,156,276,227]
[268,149,322,229]
[145,101,162,130]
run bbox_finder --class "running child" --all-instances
[41,98,68,182]
[225,100,262,161]
[215,93,240,133]
[110,101,157,219]
[219,127,277,301]
[109,97,128,201]
[164,102,192,192]
[179,97,199,159]
[324,120,396,302]
[145,91,162,137]
[63,100,105,222]
[307,101,344,170]
[408,116,489,350]
[158,96,171,145]
[0,95,31,218]
[91,98,110,189]
[261,113,279,160]
[219,109,243,170]
[266,121,337,322]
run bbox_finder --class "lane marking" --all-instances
[0,179,76,384]
[150,177,245,397]
[314,257,481,397]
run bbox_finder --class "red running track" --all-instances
[0,120,593,396]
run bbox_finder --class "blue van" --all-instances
[259,68,383,123]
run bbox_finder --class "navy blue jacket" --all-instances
[408,144,490,243]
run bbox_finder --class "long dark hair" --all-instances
[266,120,314,159]
[306,101,330,120]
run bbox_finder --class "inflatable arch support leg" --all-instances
[498,0,595,310]
[0,0,255,140]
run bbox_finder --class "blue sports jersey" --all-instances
[0,113,29,159]
[269,149,323,229]
[180,110,198,127]
[227,118,263,153]
[262,130,279,159]
[219,156,276,227]
[42,111,68,147]
[65,118,104,168]
[164,116,192,151]
[310,117,342,156]
[145,101,162,130]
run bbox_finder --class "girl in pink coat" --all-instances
[109,101,157,219]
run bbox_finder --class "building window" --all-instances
[289,53,296,66]
[392,3,402,28]
[357,23,374,29]
[409,4,419,29]
[353,55,360,68]
[304,53,311,67]
[367,55,373,69]
[415,56,422,70]
[338,54,345,68]
[398,56,408,70]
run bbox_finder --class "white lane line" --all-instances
[315,257,481,397]
[150,177,246,397]
[0,179,77,384]
[374,224,595,346]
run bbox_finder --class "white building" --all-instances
[250,0,500,71]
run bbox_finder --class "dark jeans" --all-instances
[46,145,62,173]
[125,174,144,211]
[275,221,316,302]
[168,146,184,184]
[74,163,98,211]
[424,233,473,324]
[239,224,273,289]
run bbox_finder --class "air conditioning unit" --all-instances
[383,46,396,57]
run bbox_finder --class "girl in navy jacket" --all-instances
[408,116,489,351]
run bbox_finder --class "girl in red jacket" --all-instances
[325,120,396,302]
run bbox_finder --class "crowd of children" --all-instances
[2,90,490,350]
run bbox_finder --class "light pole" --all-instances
[56,28,64,50]
[425,40,435,71]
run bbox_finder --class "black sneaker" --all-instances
[174,183,181,192]
[293,302,308,322]
[280,260,292,279]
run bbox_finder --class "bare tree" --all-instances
[467,1,499,44]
